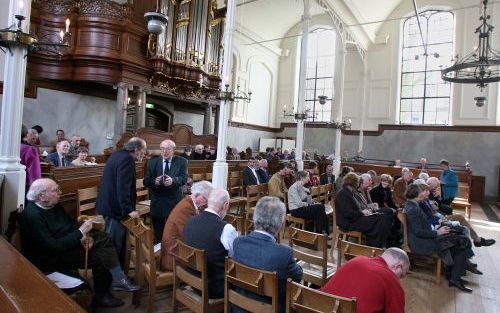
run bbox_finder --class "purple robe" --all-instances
[20,143,41,187]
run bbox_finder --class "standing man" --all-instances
[161,180,212,270]
[144,139,188,242]
[97,137,147,261]
[46,140,72,167]
[320,162,336,185]
[67,134,82,158]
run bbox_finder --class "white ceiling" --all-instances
[233,0,407,46]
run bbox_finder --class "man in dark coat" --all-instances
[96,137,147,261]
[46,140,72,167]
[144,139,188,242]
[242,157,261,186]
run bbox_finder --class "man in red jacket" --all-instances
[322,248,409,313]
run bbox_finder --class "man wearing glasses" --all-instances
[144,139,188,242]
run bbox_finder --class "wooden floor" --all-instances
[97,202,500,313]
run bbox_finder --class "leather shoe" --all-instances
[467,266,483,275]
[111,278,141,292]
[93,294,124,308]
[449,280,472,293]
[460,278,471,285]
[473,238,496,247]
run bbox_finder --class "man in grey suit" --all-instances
[46,140,72,167]
[144,139,188,242]
[232,196,303,313]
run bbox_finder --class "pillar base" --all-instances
[212,161,228,189]
[0,168,26,233]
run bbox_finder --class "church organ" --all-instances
[148,0,226,97]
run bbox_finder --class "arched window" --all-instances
[298,28,336,122]
[400,10,454,125]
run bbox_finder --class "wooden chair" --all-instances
[451,199,471,221]
[285,279,357,313]
[136,178,149,202]
[225,258,279,313]
[337,240,384,269]
[192,173,206,183]
[330,207,363,258]
[289,227,334,287]
[131,220,173,313]
[398,211,442,285]
[259,183,269,196]
[319,185,328,203]
[122,217,140,278]
[228,171,243,197]
[172,241,224,313]
[310,186,320,203]
[285,192,312,231]
[224,213,244,234]
[76,186,98,218]
[246,184,262,211]
[325,183,334,202]
[206,172,213,181]
[244,206,255,235]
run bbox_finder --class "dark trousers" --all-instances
[152,216,168,243]
[290,204,329,235]
[348,213,393,248]
[104,216,126,265]
[441,197,454,205]
[447,245,467,281]
[45,232,119,296]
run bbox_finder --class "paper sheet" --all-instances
[46,272,84,289]
[154,243,161,253]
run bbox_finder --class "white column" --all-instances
[212,0,236,189]
[136,88,147,129]
[113,83,130,145]
[358,61,368,155]
[294,0,311,171]
[333,39,347,178]
[0,0,32,233]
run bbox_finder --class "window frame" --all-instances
[399,10,455,125]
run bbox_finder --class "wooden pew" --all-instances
[0,237,85,313]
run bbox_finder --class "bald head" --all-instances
[27,178,61,208]
[426,177,440,190]
[160,139,176,160]
[381,247,410,279]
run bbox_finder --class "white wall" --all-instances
[362,0,500,130]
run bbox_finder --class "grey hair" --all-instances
[297,170,309,180]
[360,173,372,182]
[161,139,176,148]
[124,137,146,151]
[258,159,268,165]
[208,188,230,211]
[418,172,430,180]
[401,167,410,175]
[253,196,285,236]
[426,177,440,188]
[26,178,53,201]
[191,181,213,199]
[413,178,427,185]
[382,247,410,273]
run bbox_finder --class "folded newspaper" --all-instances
[46,272,85,289]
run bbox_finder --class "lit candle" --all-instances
[65,18,70,33]
[127,97,131,103]
[138,99,142,106]
[59,30,64,42]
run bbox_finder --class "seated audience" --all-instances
[242,157,262,186]
[367,169,379,187]
[281,148,292,160]
[284,161,297,189]
[50,129,67,152]
[183,188,238,299]
[161,181,213,271]
[335,173,393,248]
[288,171,329,235]
[268,163,289,200]
[322,248,409,313]
[336,166,353,192]
[232,147,241,160]
[257,159,270,183]
[67,134,82,158]
[426,177,452,215]
[20,178,139,308]
[304,161,320,188]
[233,197,303,313]
[418,157,428,170]
[404,183,475,292]
[370,174,396,209]
[417,181,495,249]
[46,140,72,167]
[393,168,413,208]
[439,159,458,205]
[180,145,192,160]
[192,144,205,160]
[226,146,235,160]
[21,125,41,188]
[71,147,97,166]
[203,145,213,160]
[320,162,335,185]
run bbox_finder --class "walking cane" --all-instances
[83,234,90,280]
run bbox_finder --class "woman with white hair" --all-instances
[232,197,303,313]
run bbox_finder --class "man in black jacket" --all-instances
[242,157,261,187]
[144,139,188,242]
[96,137,147,261]
[319,163,335,185]
[21,179,139,307]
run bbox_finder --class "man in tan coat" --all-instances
[392,168,413,208]
[268,163,289,201]
[161,180,213,270]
